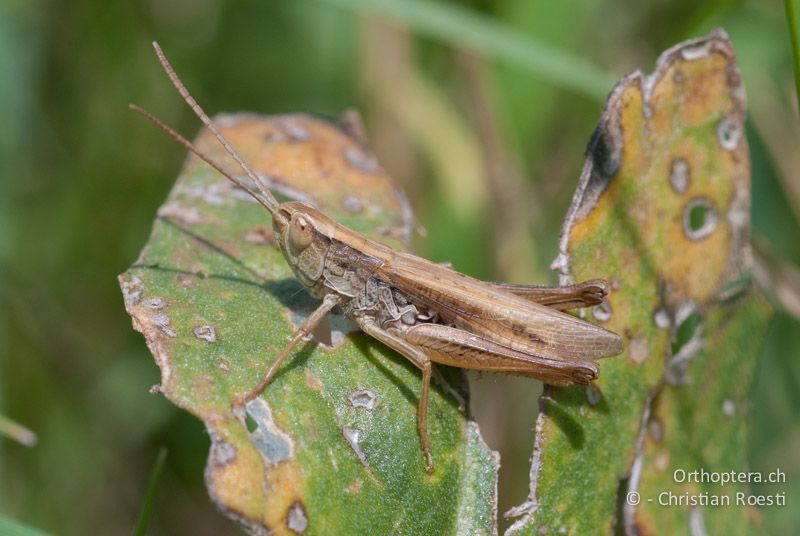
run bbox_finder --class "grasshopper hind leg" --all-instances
[491,279,610,311]
[357,317,435,473]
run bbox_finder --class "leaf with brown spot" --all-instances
[506,29,772,535]
[120,113,498,534]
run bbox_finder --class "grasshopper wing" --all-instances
[376,252,624,363]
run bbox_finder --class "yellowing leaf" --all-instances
[507,29,772,535]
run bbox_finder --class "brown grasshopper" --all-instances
[133,42,624,473]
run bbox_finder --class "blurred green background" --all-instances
[1,0,798,534]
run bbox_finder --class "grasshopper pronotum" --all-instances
[132,42,624,473]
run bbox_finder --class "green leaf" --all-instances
[120,113,498,534]
[506,30,773,534]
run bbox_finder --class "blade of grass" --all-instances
[132,447,168,536]
[785,0,800,113]
[315,0,616,102]
[0,515,51,536]
[0,414,37,447]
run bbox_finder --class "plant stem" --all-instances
[133,447,168,536]
[785,0,800,114]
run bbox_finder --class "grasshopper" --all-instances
[133,42,624,473]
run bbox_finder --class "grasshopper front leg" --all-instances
[238,293,340,406]
[357,317,435,473]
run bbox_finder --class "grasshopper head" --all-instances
[273,201,337,294]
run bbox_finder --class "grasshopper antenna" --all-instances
[149,41,284,222]
[129,104,278,213]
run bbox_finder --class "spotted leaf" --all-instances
[120,113,498,535]
[507,29,772,535]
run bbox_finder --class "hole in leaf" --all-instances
[688,205,705,229]
[245,412,258,433]
[716,116,741,150]
[671,310,701,356]
[683,198,717,240]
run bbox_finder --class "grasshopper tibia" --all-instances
[238,293,340,406]
[358,317,435,473]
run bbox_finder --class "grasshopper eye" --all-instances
[288,214,314,251]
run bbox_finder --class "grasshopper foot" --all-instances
[424,451,435,474]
